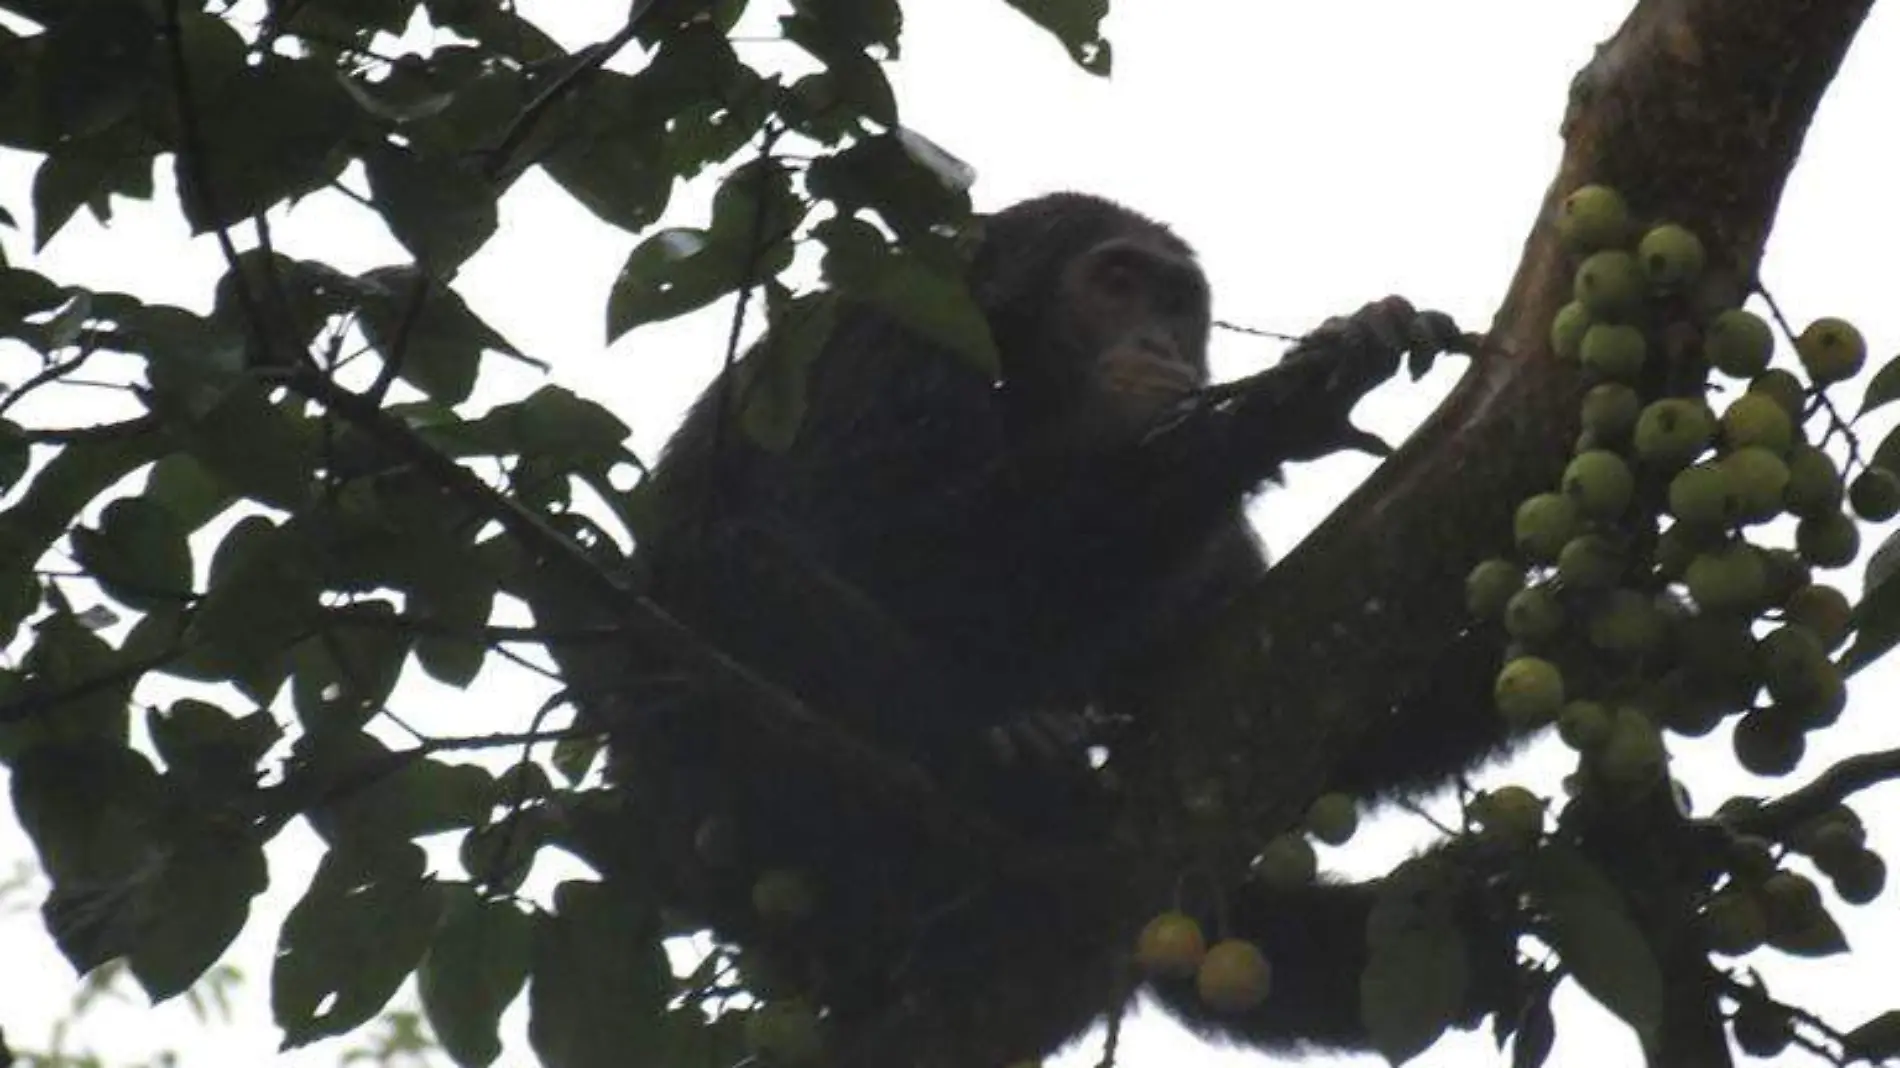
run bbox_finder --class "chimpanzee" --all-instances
[554,193,1511,1065]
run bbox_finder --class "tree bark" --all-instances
[1149,1,1874,1064]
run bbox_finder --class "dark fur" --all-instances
[591,193,1511,1063]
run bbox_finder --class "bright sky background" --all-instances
[4,2,1900,1067]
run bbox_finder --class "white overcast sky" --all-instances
[4,2,1900,1067]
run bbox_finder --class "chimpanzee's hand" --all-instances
[1248,296,1470,460]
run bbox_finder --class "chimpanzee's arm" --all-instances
[909,299,1472,668]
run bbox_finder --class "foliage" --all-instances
[0,0,1106,1066]
[1,2,1899,1068]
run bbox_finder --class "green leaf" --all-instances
[1002,0,1111,74]
[0,30,50,152]
[785,0,902,55]
[1360,860,1473,1064]
[209,250,362,356]
[550,735,602,786]
[273,842,446,1047]
[178,384,318,509]
[419,887,532,1068]
[143,452,236,534]
[357,267,522,405]
[179,516,317,698]
[9,741,160,890]
[735,290,838,451]
[127,809,269,1001]
[512,385,631,468]
[423,0,563,63]
[0,566,40,651]
[529,880,670,1068]
[173,10,248,102]
[780,5,899,139]
[606,227,739,339]
[817,215,996,373]
[807,133,973,246]
[176,57,357,232]
[0,418,28,493]
[783,62,895,144]
[1525,843,1663,1044]
[31,123,158,250]
[404,64,533,163]
[364,142,498,271]
[0,422,172,567]
[123,302,248,404]
[70,495,195,612]
[1845,1010,1900,1062]
[538,69,677,233]
[9,742,242,985]
[458,811,544,896]
[279,0,422,41]
[606,161,801,341]
[1858,353,1900,418]
[1846,529,1900,672]
[289,604,413,734]
[1873,423,1900,478]
[15,611,133,750]
[299,731,496,846]
[34,0,159,141]
[0,266,66,323]
[412,576,494,688]
[147,697,282,792]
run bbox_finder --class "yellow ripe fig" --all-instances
[1637,223,1706,291]
[1558,699,1613,751]
[1549,300,1592,362]
[1749,368,1807,419]
[1721,447,1791,524]
[1634,398,1715,469]
[1733,709,1805,778]
[1588,589,1665,657]
[1574,251,1645,320]
[1829,850,1887,906]
[1783,445,1843,518]
[1796,317,1867,384]
[1580,323,1647,381]
[1468,785,1545,846]
[1563,450,1635,518]
[1600,706,1668,792]
[1702,889,1768,955]
[1514,493,1581,563]
[1465,558,1525,619]
[1305,792,1359,846]
[1685,543,1767,614]
[1704,308,1774,378]
[1136,911,1207,978]
[1196,939,1273,1013]
[1849,467,1900,521]
[1668,463,1737,531]
[1720,394,1795,455]
[1254,833,1318,890]
[1783,584,1851,650]
[1558,533,1625,591]
[1495,656,1565,724]
[1581,382,1642,440]
[1556,185,1631,251]
[1796,510,1861,569]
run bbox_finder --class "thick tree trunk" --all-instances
[1150,1,1874,1064]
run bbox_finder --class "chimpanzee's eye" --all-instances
[1096,261,1142,300]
